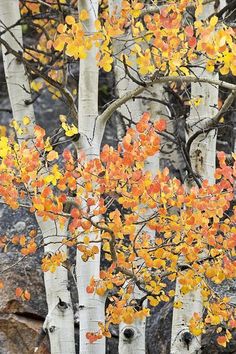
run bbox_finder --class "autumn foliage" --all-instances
[0,0,236,349]
[0,111,235,346]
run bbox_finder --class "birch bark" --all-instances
[0,0,35,135]
[170,3,218,349]
[170,70,218,354]
[0,2,75,353]
[76,2,106,353]
[36,218,75,354]
[108,2,172,352]
[108,3,147,352]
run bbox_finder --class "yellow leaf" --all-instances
[147,296,160,306]
[49,263,57,273]
[65,16,75,25]
[190,326,202,336]
[79,9,89,21]
[61,122,79,137]
[179,67,189,76]
[66,124,78,137]
[0,126,6,137]
[102,242,110,253]
[210,15,218,28]
[83,236,90,245]
[23,116,31,126]
[95,19,101,31]
[168,290,175,297]
[77,46,87,59]
[30,80,43,92]
[53,37,66,51]
[160,294,169,302]
[57,23,67,34]
[206,62,214,73]
[45,137,52,152]
[11,120,23,135]
[195,1,203,17]
[173,301,183,309]
[20,235,26,246]
[220,65,230,75]
[66,42,79,58]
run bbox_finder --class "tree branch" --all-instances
[97,75,236,139]
[186,89,236,155]
[0,36,78,123]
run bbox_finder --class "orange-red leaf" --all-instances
[15,287,23,297]
[154,119,166,131]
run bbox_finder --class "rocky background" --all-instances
[1,12,236,352]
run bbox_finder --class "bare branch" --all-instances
[0,36,78,122]
[186,89,236,155]
[97,75,236,139]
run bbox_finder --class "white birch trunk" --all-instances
[171,284,203,354]
[144,84,173,174]
[186,69,218,185]
[119,319,146,354]
[171,71,218,354]
[171,7,218,348]
[0,2,75,353]
[36,217,75,354]
[119,85,171,353]
[171,6,218,353]
[108,0,143,121]
[77,2,106,353]
[0,0,35,136]
[109,3,170,352]
[108,2,148,352]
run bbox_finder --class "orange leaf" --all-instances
[20,235,26,246]
[87,198,95,206]
[86,285,94,294]
[81,220,91,230]
[47,150,58,161]
[86,332,100,344]
[185,25,194,37]
[229,319,236,328]
[123,134,133,151]
[96,286,106,296]
[217,335,227,347]
[24,290,31,301]
[154,119,166,131]
[15,287,23,297]
[29,229,37,238]
[188,37,197,48]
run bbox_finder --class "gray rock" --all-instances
[13,221,26,233]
